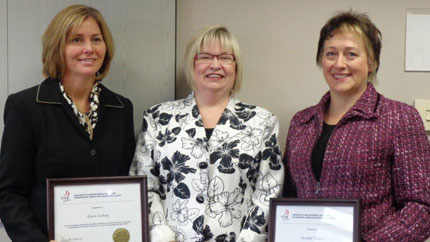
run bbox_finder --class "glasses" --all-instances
[195,53,235,65]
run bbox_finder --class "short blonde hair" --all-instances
[42,4,114,81]
[184,25,243,93]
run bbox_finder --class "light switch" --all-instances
[414,100,430,131]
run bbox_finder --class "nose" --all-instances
[83,42,94,54]
[334,55,346,68]
[208,56,221,69]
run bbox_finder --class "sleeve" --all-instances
[120,98,136,175]
[129,111,176,242]
[282,118,297,198]
[237,115,285,242]
[364,105,430,241]
[0,95,49,242]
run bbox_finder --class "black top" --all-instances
[0,78,135,242]
[205,128,214,140]
[311,122,336,182]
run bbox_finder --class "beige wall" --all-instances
[0,0,175,240]
[0,0,175,137]
[176,0,430,152]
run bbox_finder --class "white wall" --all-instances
[176,0,430,152]
[0,0,175,240]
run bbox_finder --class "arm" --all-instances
[282,120,297,198]
[364,106,430,241]
[129,111,176,242]
[238,115,285,242]
[120,98,136,175]
[0,95,48,242]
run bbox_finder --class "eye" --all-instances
[198,54,212,60]
[325,51,336,56]
[93,36,104,42]
[347,52,358,57]
[219,55,234,61]
[70,37,81,43]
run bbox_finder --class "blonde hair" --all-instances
[184,25,243,93]
[42,4,114,80]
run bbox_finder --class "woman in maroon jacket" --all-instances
[283,11,430,241]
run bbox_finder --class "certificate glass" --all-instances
[47,176,149,242]
[268,198,360,242]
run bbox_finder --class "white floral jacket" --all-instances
[130,93,284,242]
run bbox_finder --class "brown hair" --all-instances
[42,4,114,80]
[316,10,382,81]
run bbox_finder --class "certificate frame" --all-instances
[268,198,360,242]
[47,176,149,242]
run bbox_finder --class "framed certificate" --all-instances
[47,176,149,242]
[268,198,360,242]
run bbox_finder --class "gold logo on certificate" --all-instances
[113,228,130,242]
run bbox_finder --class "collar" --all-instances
[300,83,380,124]
[35,78,124,108]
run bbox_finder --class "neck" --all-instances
[62,74,96,113]
[325,85,367,125]
[195,89,230,108]
[195,90,230,129]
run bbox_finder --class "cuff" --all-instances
[150,225,176,242]
[237,229,266,242]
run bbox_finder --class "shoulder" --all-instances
[378,95,420,120]
[7,85,39,103]
[146,97,193,115]
[290,104,319,127]
[376,96,424,134]
[5,83,42,112]
[99,84,133,109]
[233,98,277,120]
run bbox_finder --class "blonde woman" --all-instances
[130,25,284,242]
[0,5,135,242]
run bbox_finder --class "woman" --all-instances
[130,25,284,242]
[0,5,135,242]
[283,11,430,241]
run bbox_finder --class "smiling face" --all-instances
[63,17,106,80]
[193,41,236,97]
[322,31,370,98]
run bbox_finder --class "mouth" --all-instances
[78,58,97,63]
[206,73,224,79]
[332,73,351,79]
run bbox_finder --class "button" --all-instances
[90,149,97,156]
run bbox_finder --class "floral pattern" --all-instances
[130,93,284,242]
[59,81,101,138]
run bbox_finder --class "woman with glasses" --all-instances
[130,25,284,242]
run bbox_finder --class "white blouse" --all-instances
[130,93,284,242]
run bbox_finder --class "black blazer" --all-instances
[0,78,136,242]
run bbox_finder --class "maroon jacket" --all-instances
[283,84,430,241]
